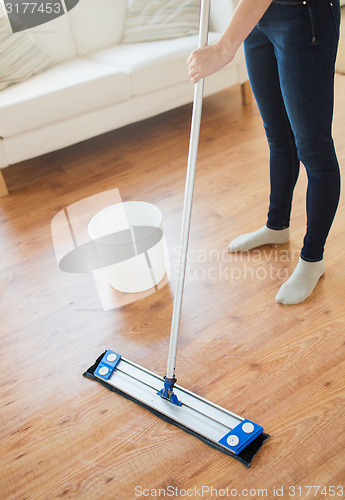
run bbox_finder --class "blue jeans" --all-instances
[244,0,341,261]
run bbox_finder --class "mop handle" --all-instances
[166,0,211,380]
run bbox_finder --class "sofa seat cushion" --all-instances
[0,58,131,137]
[86,32,238,96]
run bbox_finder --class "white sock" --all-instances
[275,257,325,305]
[228,225,290,252]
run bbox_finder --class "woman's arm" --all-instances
[187,0,273,83]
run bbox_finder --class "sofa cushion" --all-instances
[122,0,199,43]
[0,10,51,91]
[69,0,127,56]
[209,0,239,33]
[87,32,230,96]
[0,58,131,137]
[29,12,77,64]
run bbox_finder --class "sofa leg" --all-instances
[0,169,9,197]
[241,81,252,105]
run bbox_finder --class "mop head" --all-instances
[84,351,269,467]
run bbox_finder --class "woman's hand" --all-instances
[187,41,237,84]
[187,0,273,84]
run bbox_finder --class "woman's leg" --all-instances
[231,0,340,304]
[261,0,341,303]
[228,24,300,253]
[267,0,341,262]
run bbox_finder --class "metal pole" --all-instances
[166,0,211,380]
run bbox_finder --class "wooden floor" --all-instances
[1,75,345,500]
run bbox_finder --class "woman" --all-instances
[188,0,341,305]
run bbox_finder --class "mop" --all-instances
[84,0,269,467]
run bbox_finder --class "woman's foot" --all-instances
[228,225,290,252]
[275,257,325,305]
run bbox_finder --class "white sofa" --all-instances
[0,0,248,195]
